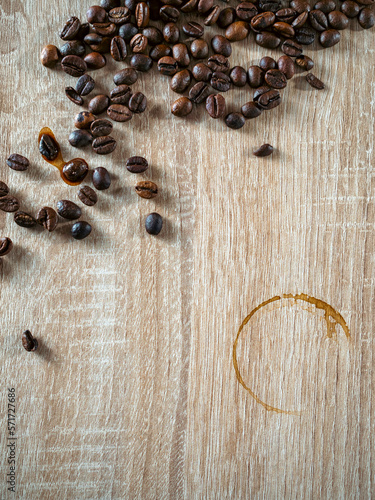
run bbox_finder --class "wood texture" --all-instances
[0,1,374,498]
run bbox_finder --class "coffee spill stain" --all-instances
[233,293,350,415]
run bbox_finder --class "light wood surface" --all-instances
[1,1,374,498]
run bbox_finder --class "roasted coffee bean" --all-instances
[76,75,95,96]
[295,55,314,71]
[291,11,309,28]
[108,6,131,24]
[259,56,276,71]
[254,86,281,109]
[328,10,349,29]
[39,134,59,160]
[340,1,360,18]
[78,185,98,206]
[171,69,191,93]
[189,82,211,104]
[319,29,341,46]
[76,23,90,41]
[135,2,150,28]
[7,154,29,172]
[236,2,258,20]
[114,68,138,85]
[211,35,232,57]
[75,111,96,129]
[172,43,190,67]
[248,66,265,88]
[357,0,374,5]
[60,41,85,58]
[0,196,19,212]
[119,22,139,41]
[207,54,230,73]
[198,0,213,14]
[309,9,329,31]
[295,27,316,44]
[110,36,127,60]
[145,213,163,235]
[210,72,230,92]
[241,101,262,119]
[206,94,226,118]
[90,118,113,137]
[258,0,281,12]
[37,207,58,231]
[62,159,89,183]
[0,237,13,256]
[265,69,287,89]
[61,55,87,77]
[255,32,281,49]
[277,55,295,79]
[93,167,111,190]
[84,33,111,53]
[192,63,212,82]
[150,44,172,61]
[107,104,133,121]
[126,156,148,174]
[217,7,236,28]
[69,130,93,148]
[22,331,38,351]
[204,6,221,26]
[101,0,121,10]
[149,0,162,20]
[0,181,9,198]
[158,56,178,76]
[56,200,82,220]
[87,5,107,23]
[160,5,180,23]
[92,136,117,154]
[128,92,147,113]
[60,16,81,40]
[276,7,297,23]
[142,26,163,46]
[135,181,158,199]
[253,144,273,157]
[225,113,245,130]
[65,87,84,105]
[130,54,153,71]
[225,21,249,41]
[130,33,148,53]
[40,45,59,67]
[306,73,325,89]
[110,85,132,104]
[181,0,199,13]
[281,39,303,56]
[91,22,117,36]
[190,39,209,59]
[251,12,276,31]
[315,0,336,13]
[163,23,180,44]
[88,94,110,114]
[358,7,375,29]
[84,52,106,69]
[14,211,37,228]
[230,66,247,87]
[290,0,311,13]
[71,221,92,240]
[272,21,295,37]
[182,22,204,38]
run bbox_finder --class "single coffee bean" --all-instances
[14,211,37,228]
[276,7,297,23]
[75,111,96,129]
[93,167,111,190]
[7,154,29,172]
[306,73,325,89]
[217,7,236,28]
[101,0,121,10]
[281,39,303,56]
[22,330,38,351]
[254,86,281,109]
[84,34,111,53]
[78,185,98,206]
[211,35,232,57]
[192,63,212,82]
[295,26,316,44]
[39,134,59,160]
[108,6,131,24]
[319,29,341,47]
[145,213,163,235]
[253,144,274,157]
[56,200,82,220]
[143,27,163,45]
[119,22,139,41]
[84,52,106,69]
[181,0,199,14]
[189,82,211,104]
[171,97,193,117]
[248,65,265,88]
[130,54,153,71]
[163,23,180,44]
[75,75,95,96]
[170,69,191,93]
[277,55,295,79]
[206,94,226,118]
[107,104,133,122]
[182,22,204,38]
[0,181,9,197]
[92,136,117,155]
[126,156,148,173]
[87,6,107,24]
[210,72,231,92]
[172,43,190,67]
[309,9,329,31]
[328,10,349,29]
[259,0,281,12]
[71,221,92,240]
[88,94,110,114]
[150,44,172,61]
[251,12,276,31]
[60,16,81,41]
[295,55,314,71]
[190,39,209,59]
[110,85,132,104]
[291,11,309,28]
[207,54,230,74]
[158,56,179,76]
[0,195,19,212]
[356,0,374,5]
[62,159,89,183]
[225,21,249,42]
[0,237,13,256]
[92,22,117,37]
[315,0,336,13]
[340,1,360,18]
[290,0,311,13]
[358,7,375,29]
[61,40,85,56]
[130,33,148,53]
[272,21,295,38]
[69,130,93,148]
[135,2,150,28]
[90,118,113,137]
[236,2,258,20]
[265,69,287,89]
[255,32,281,49]
[241,101,262,119]
[135,181,158,199]
[204,7,221,26]
[37,207,58,231]
[230,66,247,87]
[225,113,245,130]
[114,68,138,86]
[65,87,84,105]
[259,56,277,71]
[160,5,180,23]
[128,92,147,113]
[198,0,213,14]
[110,36,127,61]
[61,55,87,77]
[40,45,59,67]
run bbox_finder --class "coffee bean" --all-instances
[84,52,106,69]
[340,1,360,18]
[180,0,199,13]
[75,111,96,129]
[60,17,81,41]
[315,0,336,13]
[210,72,231,92]
[130,33,148,53]
[135,2,150,28]
[230,66,247,87]
[126,156,148,173]
[92,136,117,155]
[78,185,98,206]
[130,54,153,71]
[71,221,92,240]
[87,6,107,24]
[39,134,59,160]
[145,213,163,235]
[76,23,91,41]
[291,0,311,13]
[211,35,232,57]
[259,0,281,12]
[251,12,276,31]
[163,23,180,44]
[206,94,226,118]
[135,181,158,199]
[253,144,274,157]
[69,130,93,148]
[171,69,191,93]
[143,27,163,45]
[189,82,211,104]
[192,63,212,82]
[248,66,265,88]
[225,21,249,41]
[107,104,133,122]
[205,5,221,25]
[319,29,341,46]
[40,45,59,67]
[22,330,38,351]
[328,10,349,29]
[259,56,277,71]
[62,159,89,183]
[14,211,37,228]
[295,55,314,71]
[182,22,204,38]
[198,0,213,14]
[254,86,281,109]
[241,101,262,119]
[172,43,190,67]
[56,200,82,220]
[272,21,295,37]
[265,69,287,89]
[277,55,295,80]
[309,9,329,31]
[101,0,121,10]
[0,237,13,256]
[171,97,193,117]
[7,154,29,171]
[110,36,127,61]
[0,195,19,212]
[276,7,297,23]
[90,119,113,137]
[225,113,245,129]
[255,32,281,49]
[61,55,87,77]
[236,2,258,20]
[110,85,132,105]
[93,167,111,190]
[207,54,230,74]
[358,7,375,29]
[0,181,9,198]
[114,68,138,86]
[306,73,325,89]
[84,34,111,53]
[150,44,172,61]
[37,207,58,231]
[65,87,84,105]
[295,26,316,44]
[281,39,303,56]
[160,5,180,23]
[190,39,208,59]
[158,56,179,76]
[75,75,95,97]
[88,94,110,114]
[128,92,147,113]
[119,22,139,41]
[291,11,309,28]
[108,6,131,24]
[91,22,116,37]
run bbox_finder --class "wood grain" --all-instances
[0,1,374,498]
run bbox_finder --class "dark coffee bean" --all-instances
[61,55,87,77]
[295,55,314,71]
[0,181,9,198]
[210,72,231,92]
[189,82,211,104]
[198,0,213,14]
[225,113,245,130]
[290,0,311,13]
[78,185,98,206]
[272,21,295,37]
[128,92,147,113]
[65,87,84,105]
[40,45,59,67]
[315,0,336,13]
[276,7,297,23]
[108,6,131,24]
[160,5,180,23]
[207,54,230,73]
[259,56,276,71]
[241,101,262,119]
[145,213,163,235]
[76,75,95,96]
[190,39,209,59]
[172,43,190,67]
[182,22,204,38]
[248,66,265,88]
[171,69,191,93]
[258,0,281,12]
[114,68,138,86]
[142,27,163,45]
[163,23,180,44]
[206,94,226,118]
[92,136,117,154]
[130,33,148,53]
[110,84,132,104]
[0,237,13,256]
[291,11,309,28]
[0,195,19,212]
[225,21,250,42]
[84,34,111,53]
[107,104,133,122]
[328,10,349,29]
[71,221,92,240]
[135,181,158,199]
[90,118,113,137]
[306,73,325,89]
[255,32,281,49]
[110,36,127,60]
[87,6,107,24]
[253,144,273,157]
[181,0,199,13]
[277,55,295,80]
[254,86,281,109]
[91,22,117,36]
[135,2,150,28]
[76,23,90,41]
[319,29,341,46]
[265,69,287,89]
[218,7,236,28]
[39,134,59,160]
[130,54,153,71]
[358,7,375,29]
[7,153,29,172]
[211,35,232,57]
[84,52,106,69]
[340,1,360,18]
[37,207,58,231]
[69,130,93,148]
[88,94,110,114]
[14,211,37,228]
[295,27,316,45]
[101,0,121,10]
[230,66,247,87]
[93,167,111,190]
[119,22,139,41]
[236,2,258,20]
[192,63,212,82]
[309,9,329,31]
[126,156,148,173]
[251,12,276,30]
[204,6,221,26]
[281,39,303,56]
[62,159,89,183]
[56,200,82,220]
[75,111,96,129]
[150,44,172,61]
[60,40,86,58]
[357,0,375,5]
[60,17,81,40]
[22,331,38,352]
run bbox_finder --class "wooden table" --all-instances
[1,1,374,498]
